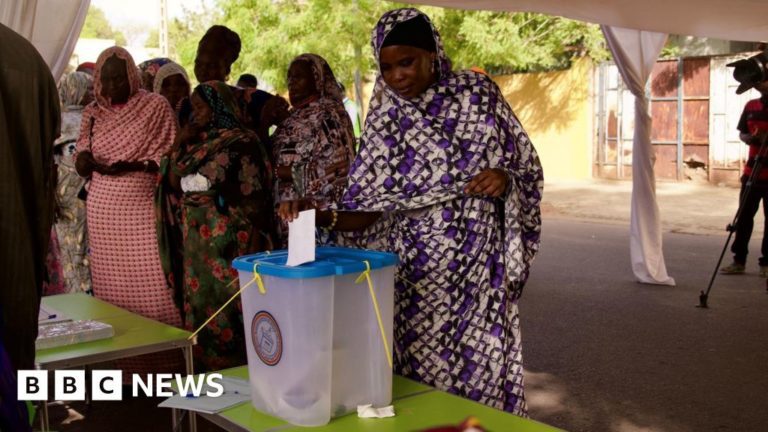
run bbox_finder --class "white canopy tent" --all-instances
[412,0,766,285]
[3,0,764,285]
[1,0,90,81]
[409,0,768,42]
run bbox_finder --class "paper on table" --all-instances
[38,305,71,325]
[286,209,316,267]
[159,376,251,414]
[158,392,249,414]
[357,404,395,418]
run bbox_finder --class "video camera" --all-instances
[727,51,768,94]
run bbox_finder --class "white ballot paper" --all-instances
[158,376,251,414]
[286,209,316,267]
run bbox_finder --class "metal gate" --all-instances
[594,58,711,182]
[594,56,760,185]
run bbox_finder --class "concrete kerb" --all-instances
[541,179,763,237]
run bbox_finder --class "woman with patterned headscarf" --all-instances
[48,71,94,295]
[271,53,356,244]
[138,57,171,92]
[169,81,274,371]
[280,9,543,415]
[75,47,182,375]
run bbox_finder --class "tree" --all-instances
[80,5,127,46]
[220,0,393,91]
[169,1,607,91]
[168,1,222,82]
[146,29,160,48]
[416,8,608,73]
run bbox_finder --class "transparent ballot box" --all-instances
[232,247,398,426]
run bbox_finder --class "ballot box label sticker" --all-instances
[252,311,282,366]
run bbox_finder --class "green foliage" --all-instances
[660,36,683,59]
[426,9,608,73]
[168,1,222,83]
[220,0,396,91]
[146,29,160,48]
[81,5,126,46]
[170,1,607,91]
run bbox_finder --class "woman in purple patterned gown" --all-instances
[280,8,543,415]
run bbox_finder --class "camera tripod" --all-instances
[699,132,768,308]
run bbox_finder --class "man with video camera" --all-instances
[721,51,768,276]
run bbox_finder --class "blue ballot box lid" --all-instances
[232,247,398,279]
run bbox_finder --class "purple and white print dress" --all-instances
[338,8,544,415]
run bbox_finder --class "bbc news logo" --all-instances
[18,370,224,401]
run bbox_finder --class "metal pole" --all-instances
[353,0,365,125]
[677,58,684,181]
[159,0,169,57]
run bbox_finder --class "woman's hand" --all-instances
[99,161,128,175]
[178,122,202,145]
[98,160,159,176]
[464,168,508,198]
[326,158,350,178]
[75,151,99,178]
[278,199,316,223]
[261,96,291,128]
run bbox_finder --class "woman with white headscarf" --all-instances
[153,61,192,126]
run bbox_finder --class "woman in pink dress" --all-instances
[76,47,182,373]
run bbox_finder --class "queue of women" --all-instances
[45,8,543,416]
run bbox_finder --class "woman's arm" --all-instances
[75,150,98,178]
[463,168,508,198]
[278,200,382,232]
[104,160,159,175]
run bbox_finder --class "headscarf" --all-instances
[289,54,345,103]
[55,72,93,147]
[78,46,177,166]
[153,62,190,94]
[93,46,141,109]
[380,14,436,52]
[76,62,96,75]
[58,71,92,109]
[194,81,243,130]
[271,54,356,207]
[172,82,249,178]
[139,57,171,78]
[340,8,544,280]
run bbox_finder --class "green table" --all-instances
[187,366,563,432]
[36,293,197,431]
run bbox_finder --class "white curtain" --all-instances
[412,0,768,42]
[602,25,675,286]
[0,0,38,37]
[1,0,90,81]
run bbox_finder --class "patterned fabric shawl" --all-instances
[272,54,356,207]
[58,71,92,109]
[339,8,544,284]
[172,81,257,177]
[78,47,176,166]
[55,71,92,147]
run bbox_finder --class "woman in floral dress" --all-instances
[170,81,274,371]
